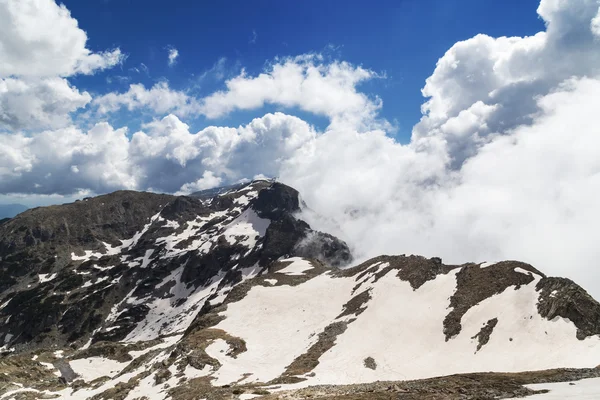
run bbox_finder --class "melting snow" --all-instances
[38,273,57,283]
[128,334,182,359]
[69,357,128,381]
[0,298,11,309]
[526,377,600,399]
[290,272,600,386]
[124,269,226,342]
[514,267,533,275]
[277,257,314,276]
[480,261,501,268]
[208,272,356,385]
[223,209,270,249]
[70,212,162,262]
[39,362,61,377]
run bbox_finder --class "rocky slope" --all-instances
[0,180,599,399]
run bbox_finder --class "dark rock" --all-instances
[364,357,377,370]
[252,182,302,219]
[444,261,541,341]
[537,277,600,339]
[472,318,499,352]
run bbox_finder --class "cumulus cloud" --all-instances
[0,0,123,78]
[592,8,600,36]
[167,47,179,67]
[93,82,200,117]
[91,55,385,130]
[0,77,91,130]
[287,76,600,294]
[0,0,123,131]
[0,112,315,195]
[412,0,600,167]
[0,123,134,194]
[284,0,600,295]
[177,171,222,194]
[199,55,385,130]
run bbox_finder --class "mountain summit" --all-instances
[0,180,599,399]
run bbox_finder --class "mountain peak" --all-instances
[0,182,599,399]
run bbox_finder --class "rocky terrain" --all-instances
[0,179,599,399]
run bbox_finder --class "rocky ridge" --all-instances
[0,181,599,399]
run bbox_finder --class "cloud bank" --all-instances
[0,0,123,130]
[1,0,600,295]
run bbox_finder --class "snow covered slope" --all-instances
[172,256,600,388]
[0,182,599,399]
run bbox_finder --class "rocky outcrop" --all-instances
[0,180,352,351]
[537,277,600,339]
[340,255,461,289]
[444,261,543,340]
[472,318,499,352]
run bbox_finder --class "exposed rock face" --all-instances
[0,181,600,400]
[536,276,600,339]
[0,179,351,351]
[472,318,499,352]
[443,261,543,340]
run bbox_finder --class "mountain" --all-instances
[0,180,599,399]
[0,203,28,219]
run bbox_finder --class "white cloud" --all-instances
[592,8,600,36]
[92,55,385,130]
[197,57,228,82]
[282,0,600,296]
[176,171,222,194]
[129,63,150,76]
[0,122,134,194]
[0,77,91,130]
[93,82,200,117]
[0,0,123,78]
[0,112,315,195]
[0,0,123,131]
[412,0,600,168]
[284,76,600,295]
[199,54,385,130]
[168,47,179,67]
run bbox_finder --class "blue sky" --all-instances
[64,0,544,141]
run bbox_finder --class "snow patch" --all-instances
[128,334,182,359]
[526,377,600,399]
[223,209,270,249]
[208,272,356,385]
[277,257,314,276]
[124,269,226,342]
[514,267,533,275]
[69,357,129,381]
[38,273,57,283]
